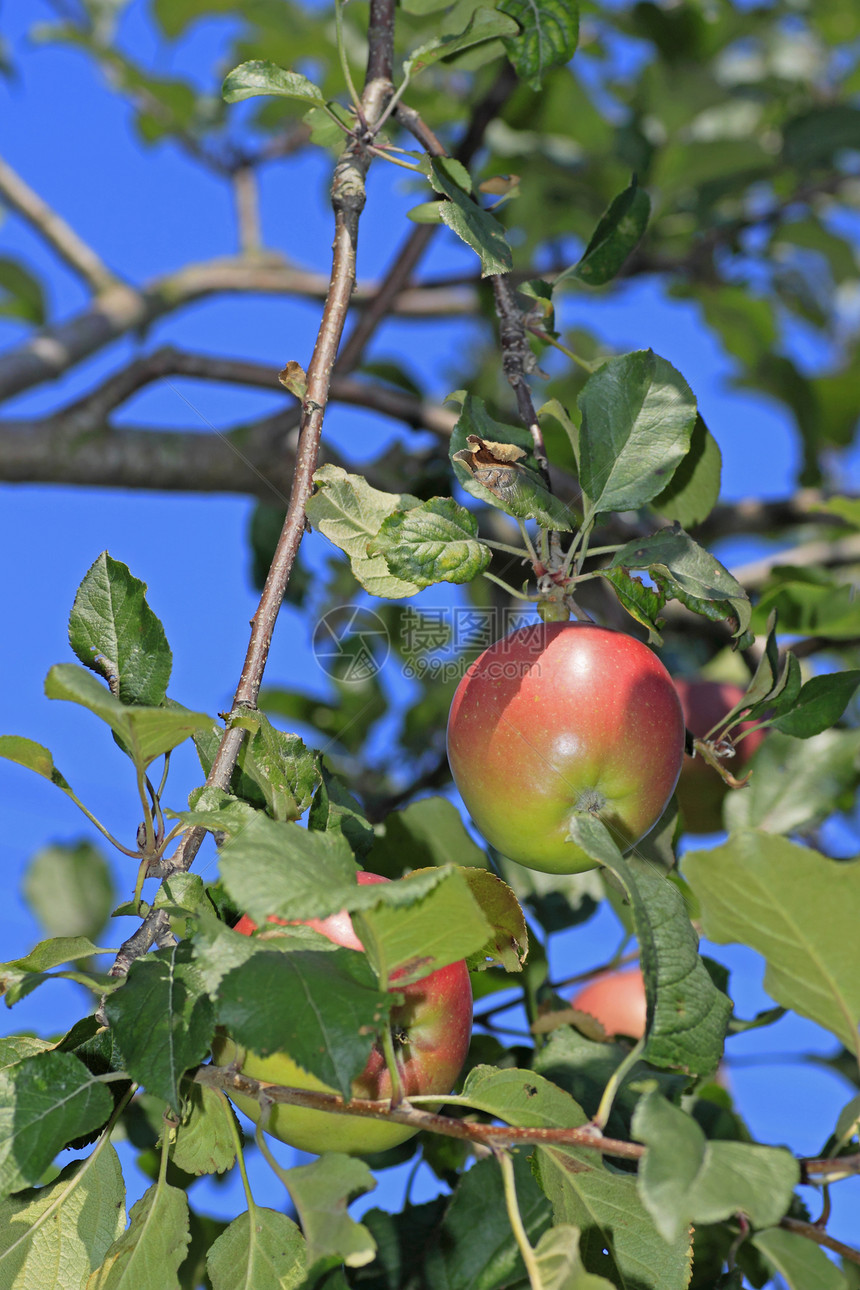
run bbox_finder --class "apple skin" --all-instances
[446,623,686,874]
[212,872,473,1156]
[674,678,766,834]
[571,968,647,1040]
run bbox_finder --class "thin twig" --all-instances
[779,1216,860,1267]
[0,153,120,293]
[334,63,518,376]
[129,12,396,899]
[233,166,263,255]
[193,1063,645,1161]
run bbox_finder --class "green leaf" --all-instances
[308,762,375,857]
[367,496,492,588]
[167,1083,236,1176]
[104,943,215,1111]
[0,256,46,325]
[424,157,512,277]
[0,1037,53,1070]
[207,1208,306,1290]
[217,811,359,924]
[0,1051,113,1198]
[450,395,576,529]
[368,795,489,875]
[282,1154,376,1270]
[459,1064,589,1129]
[818,496,860,529]
[578,351,697,513]
[0,935,116,1004]
[608,525,751,640]
[406,200,447,224]
[651,414,723,528]
[68,552,172,707]
[22,840,115,940]
[565,816,731,1076]
[751,566,860,639]
[461,868,529,973]
[559,182,650,288]
[44,665,212,769]
[354,865,491,985]
[752,1226,850,1290]
[771,670,860,738]
[0,1142,126,1288]
[215,948,391,1098]
[229,711,320,821]
[599,567,667,645]
[305,464,422,598]
[633,1089,798,1243]
[723,728,860,834]
[2,935,108,975]
[532,1026,687,1142]
[457,1068,690,1289]
[534,1143,693,1290]
[222,60,325,106]
[498,0,580,91]
[684,831,860,1058]
[423,1151,553,1287]
[533,1226,616,1290]
[782,104,860,168]
[406,7,519,73]
[88,1179,190,1289]
[0,734,72,790]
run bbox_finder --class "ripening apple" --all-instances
[571,968,647,1040]
[447,623,686,874]
[674,678,766,833]
[211,871,473,1155]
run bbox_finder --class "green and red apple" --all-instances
[212,871,473,1155]
[447,623,686,874]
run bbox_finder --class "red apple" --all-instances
[212,871,473,1155]
[674,678,766,833]
[571,968,647,1039]
[446,623,685,874]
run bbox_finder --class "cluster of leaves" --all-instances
[0,540,859,1289]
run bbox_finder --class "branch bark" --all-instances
[0,256,474,407]
[193,1062,645,1162]
[0,152,120,293]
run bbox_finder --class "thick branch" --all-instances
[0,368,457,495]
[0,256,474,407]
[0,153,120,293]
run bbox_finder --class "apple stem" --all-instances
[381,1020,406,1108]
[496,1148,545,1290]
[592,1036,646,1132]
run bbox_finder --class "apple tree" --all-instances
[1,0,860,1287]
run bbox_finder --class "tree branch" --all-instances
[138,12,396,894]
[0,153,121,293]
[778,1216,860,1268]
[334,63,517,376]
[0,256,474,407]
[0,360,458,495]
[193,1063,645,1162]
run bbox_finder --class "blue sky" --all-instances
[1,0,858,1268]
